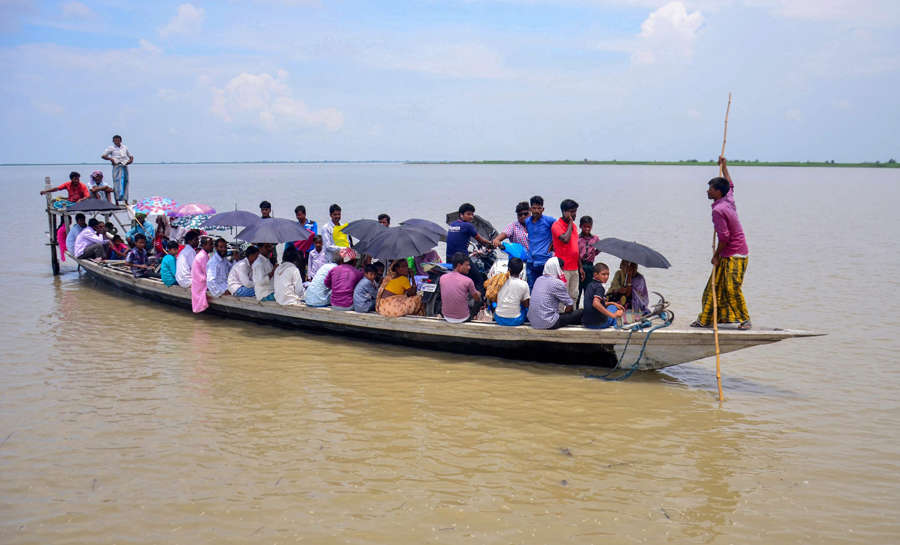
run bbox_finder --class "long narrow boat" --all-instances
[73,257,821,370]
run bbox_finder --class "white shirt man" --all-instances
[252,255,275,301]
[176,244,196,288]
[495,276,530,319]
[227,257,254,296]
[74,223,107,258]
[206,250,233,297]
[102,142,133,165]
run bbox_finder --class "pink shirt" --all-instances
[439,271,477,321]
[711,180,748,257]
[191,249,209,313]
[324,264,364,308]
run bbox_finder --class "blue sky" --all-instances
[1,0,898,163]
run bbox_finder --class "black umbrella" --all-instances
[67,198,120,212]
[342,219,387,241]
[200,210,259,228]
[444,212,497,239]
[400,218,447,242]
[360,226,441,260]
[235,218,311,243]
[590,237,671,269]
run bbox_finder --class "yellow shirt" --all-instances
[385,276,411,295]
[332,223,350,248]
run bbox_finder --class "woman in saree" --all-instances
[606,260,649,314]
[376,259,424,317]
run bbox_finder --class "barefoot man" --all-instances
[692,156,751,330]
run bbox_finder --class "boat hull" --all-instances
[75,259,820,371]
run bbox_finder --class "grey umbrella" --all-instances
[444,212,497,239]
[360,226,441,260]
[400,218,447,242]
[67,198,120,212]
[590,237,671,268]
[235,218,312,243]
[200,210,259,228]
[343,219,387,241]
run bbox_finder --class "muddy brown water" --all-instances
[1,163,898,543]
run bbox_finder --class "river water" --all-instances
[1,163,898,544]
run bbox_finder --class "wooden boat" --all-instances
[72,257,821,370]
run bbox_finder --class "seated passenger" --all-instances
[160,240,180,286]
[176,230,201,288]
[206,238,233,297]
[376,258,424,317]
[607,260,649,314]
[438,252,481,323]
[74,218,111,259]
[252,243,276,302]
[87,170,114,201]
[39,171,90,203]
[274,246,305,305]
[227,246,258,297]
[527,257,582,329]
[325,248,364,311]
[66,213,87,253]
[353,264,379,313]
[582,262,625,329]
[304,259,337,307]
[493,257,530,326]
[108,235,129,259]
[306,235,327,281]
[126,213,155,246]
[126,234,153,278]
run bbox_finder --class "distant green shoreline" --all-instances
[409,159,899,168]
[2,159,897,168]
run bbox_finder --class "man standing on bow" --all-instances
[692,156,751,330]
[101,135,134,204]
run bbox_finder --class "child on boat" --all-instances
[160,241,179,286]
[582,262,624,329]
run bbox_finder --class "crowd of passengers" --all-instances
[58,188,650,330]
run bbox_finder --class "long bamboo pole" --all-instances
[712,92,731,402]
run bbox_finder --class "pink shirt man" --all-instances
[191,249,210,313]
[711,178,749,257]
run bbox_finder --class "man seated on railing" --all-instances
[40,171,90,203]
[126,234,153,278]
[527,257,582,329]
[175,230,201,288]
[73,219,111,259]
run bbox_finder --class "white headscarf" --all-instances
[542,257,566,282]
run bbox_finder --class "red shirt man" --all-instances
[551,199,581,303]
[40,171,90,202]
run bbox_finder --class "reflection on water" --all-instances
[1,163,899,543]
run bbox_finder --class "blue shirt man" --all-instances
[524,196,556,290]
[445,203,493,262]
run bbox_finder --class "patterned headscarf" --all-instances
[339,247,358,262]
[90,170,103,180]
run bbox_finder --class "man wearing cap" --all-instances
[87,171,115,202]
[126,213,155,246]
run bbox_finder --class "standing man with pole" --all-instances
[101,134,134,204]
[691,155,751,332]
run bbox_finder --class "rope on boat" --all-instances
[585,310,673,382]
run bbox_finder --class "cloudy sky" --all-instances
[1,0,898,163]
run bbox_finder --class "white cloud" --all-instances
[365,42,512,79]
[632,1,704,64]
[211,71,344,132]
[33,100,64,115]
[784,108,802,121]
[159,3,205,38]
[139,39,162,54]
[746,0,900,25]
[61,1,92,18]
